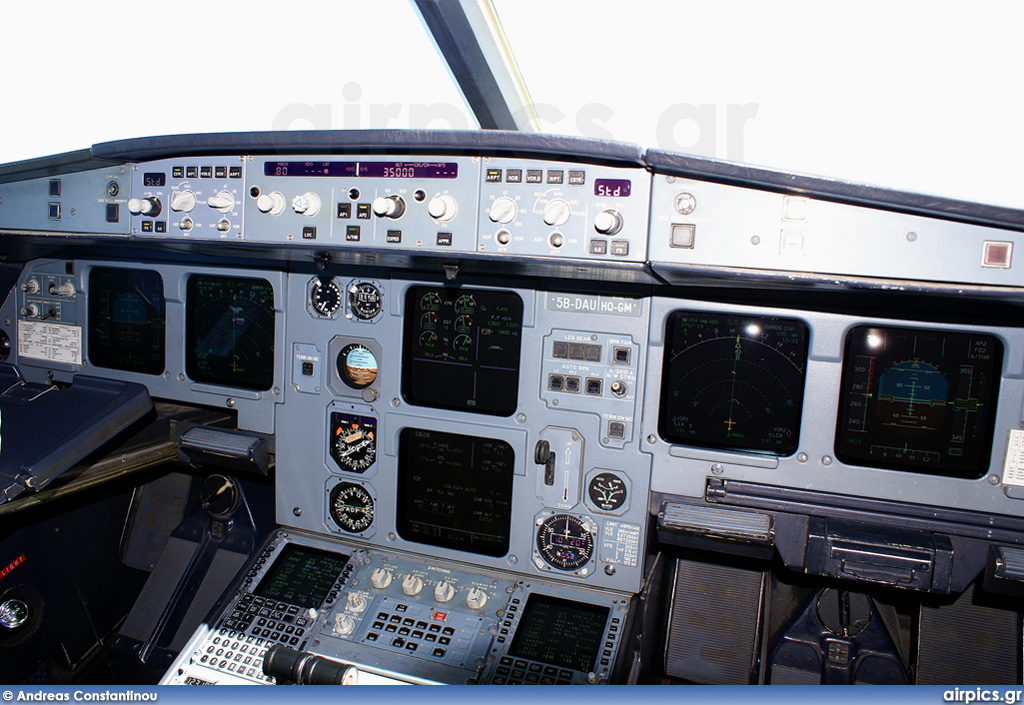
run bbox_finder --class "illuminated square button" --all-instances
[982,241,1013,269]
[782,196,809,221]
[670,223,695,249]
[779,230,804,255]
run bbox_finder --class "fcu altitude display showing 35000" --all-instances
[659,311,810,455]
[835,326,1003,479]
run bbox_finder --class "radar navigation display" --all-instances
[835,326,1002,478]
[659,311,809,455]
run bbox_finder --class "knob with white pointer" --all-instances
[334,613,356,636]
[292,192,321,217]
[434,581,455,603]
[170,190,197,212]
[128,197,162,217]
[488,196,517,224]
[465,587,488,610]
[207,190,235,213]
[427,195,458,222]
[543,199,571,227]
[256,191,286,216]
[594,209,622,235]
[370,567,393,589]
[402,574,424,597]
[346,592,368,614]
[372,195,406,219]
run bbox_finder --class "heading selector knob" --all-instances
[207,190,236,213]
[256,191,286,216]
[488,196,517,224]
[372,195,406,219]
[170,190,197,212]
[128,197,162,217]
[594,209,623,235]
[427,195,458,222]
[292,192,321,217]
[543,199,571,227]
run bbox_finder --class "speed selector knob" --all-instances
[207,190,235,213]
[372,195,406,219]
[465,587,488,610]
[128,197,161,217]
[292,192,321,217]
[370,567,393,589]
[427,195,458,222]
[170,190,197,212]
[256,191,286,216]
[488,196,517,224]
[402,574,424,597]
[594,209,623,235]
[434,581,455,603]
[543,199,571,227]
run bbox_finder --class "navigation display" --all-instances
[402,287,523,416]
[88,267,166,375]
[835,326,1002,479]
[508,595,609,673]
[186,275,276,391]
[659,311,809,455]
[253,544,349,609]
[397,428,514,557]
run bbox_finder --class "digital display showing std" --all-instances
[594,179,631,197]
[142,172,166,187]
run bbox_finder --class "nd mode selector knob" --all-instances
[170,190,197,212]
[543,199,571,227]
[372,195,406,219]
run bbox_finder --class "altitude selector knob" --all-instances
[543,199,571,227]
[488,196,517,224]
[170,190,197,212]
[370,567,393,589]
[465,587,488,610]
[427,195,458,222]
[434,581,455,603]
[372,195,406,219]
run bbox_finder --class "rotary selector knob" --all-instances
[207,190,235,213]
[372,195,406,219]
[128,197,161,217]
[543,199,571,227]
[22,279,39,294]
[256,191,286,216]
[427,195,458,222]
[370,567,393,589]
[57,282,76,298]
[488,196,517,224]
[594,209,623,235]
[0,598,29,630]
[334,613,356,636]
[465,587,488,610]
[170,190,198,212]
[549,233,564,248]
[434,581,455,603]
[292,192,321,217]
[180,218,194,232]
[24,303,39,318]
[402,574,424,597]
[346,592,368,614]
[216,219,231,233]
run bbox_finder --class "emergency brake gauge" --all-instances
[587,472,627,512]
[329,482,375,533]
[329,412,377,473]
[536,513,595,572]
[310,277,342,318]
[348,282,383,321]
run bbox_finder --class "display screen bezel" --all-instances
[253,543,349,609]
[507,594,610,673]
[87,266,166,375]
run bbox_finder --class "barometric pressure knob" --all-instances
[292,192,321,217]
[170,190,198,212]
[402,574,424,597]
[207,190,235,213]
[372,195,406,219]
[594,209,622,235]
[427,195,457,222]
[370,567,393,589]
[433,581,455,603]
[465,587,488,610]
[256,191,286,216]
[128,197,161,217]
[488,196,517,224]
[543,199,571,227]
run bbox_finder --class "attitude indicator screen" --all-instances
[835,326,1002,478]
